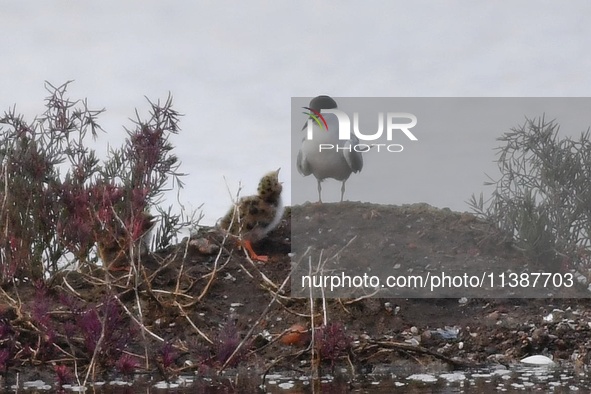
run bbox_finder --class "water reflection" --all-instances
[13,363,591,393]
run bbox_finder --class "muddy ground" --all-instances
[2,202,591,388]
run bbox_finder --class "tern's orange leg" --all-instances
[242,240,269,262]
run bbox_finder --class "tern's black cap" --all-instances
[309,95,337,111]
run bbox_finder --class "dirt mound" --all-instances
[1,202,591,386]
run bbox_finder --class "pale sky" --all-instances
[2,1,591,225]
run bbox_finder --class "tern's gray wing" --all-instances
[343,138,363,173]
[296,148,312,176]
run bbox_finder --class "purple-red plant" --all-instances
[116,353,140,377]
[0,82,187,284]
[315,322,352,367]
[30,281,52,330]
[214,321,246,367]
[56,180,99,262]
[0,82,102,281]
[159,342,178,369]
[102,95,185,251]
[54,364,72,386]
[22,281,59,361]
[75,296,132,368]
[58,292,82,312]
[78,309,102,354]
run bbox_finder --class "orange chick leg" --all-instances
[242,240,269,262]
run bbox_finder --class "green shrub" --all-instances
[469,116,591,269]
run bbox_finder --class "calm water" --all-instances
[9,363,591,393]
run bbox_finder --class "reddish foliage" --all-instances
[315,322,352,367]
[159,342,178,369]
[116,353,140,376]
[0,82,183,283]
[54,364,72,386]
[214,321,246,367]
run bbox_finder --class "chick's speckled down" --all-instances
[219,169,283,243]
